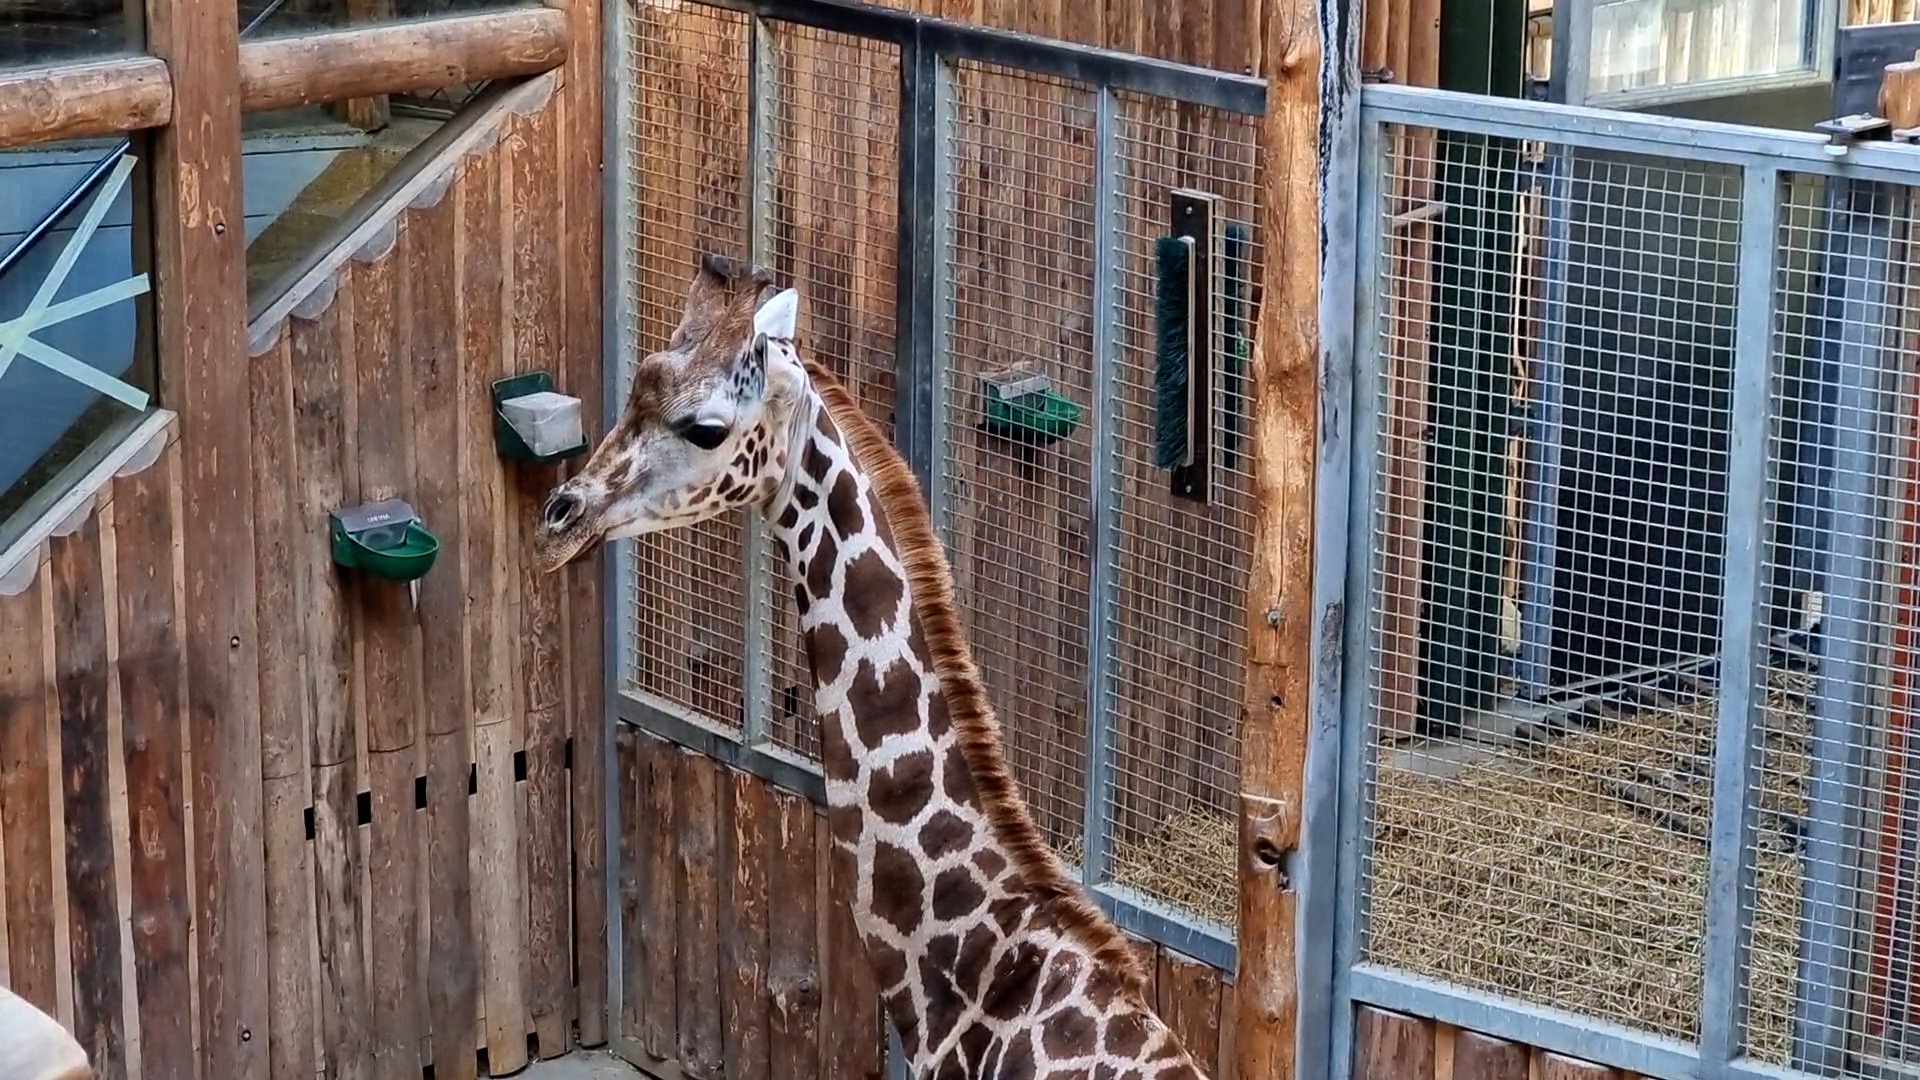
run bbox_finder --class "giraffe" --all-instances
[534,254,1212,1080]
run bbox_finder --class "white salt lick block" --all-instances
[501,390,584,457]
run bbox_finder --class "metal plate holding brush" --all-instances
[1153,188,1252,505]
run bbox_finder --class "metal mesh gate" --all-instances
[1333,85,1920,1080]
[611,0,1266,973]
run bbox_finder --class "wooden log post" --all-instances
[144,0,269,1073]
[1234,0,1358,1074]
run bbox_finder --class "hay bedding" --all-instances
[1067,664,1817,1063]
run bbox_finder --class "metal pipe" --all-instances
[1791,174,1899,1075]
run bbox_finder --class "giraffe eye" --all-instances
[680,421,730,451]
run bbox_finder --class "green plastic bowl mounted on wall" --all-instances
[329,498,441,583]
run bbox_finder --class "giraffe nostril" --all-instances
[542,490,582,530]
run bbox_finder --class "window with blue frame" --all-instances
[0,138,155,552]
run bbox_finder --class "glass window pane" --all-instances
[0,136,153,550]
[0,0,140,72]
[240,80,490,302]
[1582,0,1814,98]
[239,0,540,38]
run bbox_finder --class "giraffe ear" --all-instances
[753,287,799,341]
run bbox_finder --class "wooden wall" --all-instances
[0,63,605,1080]
[613,724,1241,1080]
[1,416,193,1080]
[1352,1008,1651,1080]
[240,71,604,1080]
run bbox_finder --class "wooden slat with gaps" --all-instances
[0,563,57,1015]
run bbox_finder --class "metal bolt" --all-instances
[229,635,240,649]
[1266,607,1282,628]
[213,221,227,236]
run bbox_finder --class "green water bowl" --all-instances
[329,518,441,582]
[984,388,1083,446]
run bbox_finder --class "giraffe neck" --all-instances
[763,363,1149,1072]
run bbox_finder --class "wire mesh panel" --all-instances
[1090,92,1260,928]
[1356,124,1747,1042]
[1744,172,1920,1076]
[759,21,903,761]
[936,60,1099,849]
[623,3,753,730]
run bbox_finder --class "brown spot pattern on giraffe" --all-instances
[840,548,904,640]
[869,750,936,824]
[805,529,838,599]
[871,841,926,935]
[930,865,987,921]
[848,656,922,747]
[918,809,973,859]
[827,469,865,537]
[804,622,848,686]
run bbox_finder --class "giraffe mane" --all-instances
[801,356,1150,1000]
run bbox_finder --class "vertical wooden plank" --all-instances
[475,721,529,1074]
[0,566,56,1014]
[677,751,723,1078]
[143,0,265,1063]
[1215,976,1239,1080]
[549,0,606,1037]
[250,320,318,1080]
[553,0,609,1043]
[633,732,680,1064]
[1452,1031,1529,1080]
[1536,1051,1618,1080]
[616,724,644,1041]
[720,768,771,1080]
[1351,1007,1436,1080]
[505,95,576,1062]
[765,788,818,1080]
[1235,0,1342,1064]
[112,432,196,1080]
[1156,951,1223,1078]
[821,816,881,1080]
[465,125,531,1075]
[291,285,372,1080]
[49,514,125,1079]
[352,225,425,1080]
[411,161,480,1080]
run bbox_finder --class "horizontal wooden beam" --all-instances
[0,56,172,149]
[238,7,570,114]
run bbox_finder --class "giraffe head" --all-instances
[535,253,807,573]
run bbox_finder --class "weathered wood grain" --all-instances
[474,719,529,1074]
[558,0,611,1034]
[720,766,772,1080]
[148,0,268,1064]
[0,56,171,148]
[505,95,577,1060]
[1452,1030,1530,1080]
[0,564,56,1014]
[351,232,426,1080]
[617,725,647,1040]
[1233,0,1344,1068]
[765,788,819,1080]
[677,750,724,1079]
[247,321,321,1080]
[634,732,681,1063]
[49,512,124,1079]
[290,285,372,1080]
[1536,1051,1619,1080]
[1351,1006,1435,1080]
[237,8,570,113]
[821,812,883,1080]
[405,156,481,1080]
[111,434,196,1080]
[1157,950,1223,1078]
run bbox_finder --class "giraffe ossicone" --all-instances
[537,253,1212,1080]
